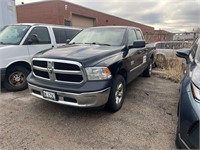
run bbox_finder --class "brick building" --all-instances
[144,30,173,43]
[16,0,173,42]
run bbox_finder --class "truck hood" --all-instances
[0,44,8,48]
[35,44,124,67]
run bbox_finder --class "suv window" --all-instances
[128,29,137,46]
[26,27,51,44]
[136,30,143,40]
[191,40,198,58]
[53,28,81,44]
[193,39,200,61]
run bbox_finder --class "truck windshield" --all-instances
[0,25,30,45]
[69,28,126,46]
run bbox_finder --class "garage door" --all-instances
[71,14,95,28]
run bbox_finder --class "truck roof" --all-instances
[8,23,82,30]
[88,26,141,30]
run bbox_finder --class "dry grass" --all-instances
[155,56,185,83]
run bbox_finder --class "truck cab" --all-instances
[27,26,155,112]
[0,23,81,91]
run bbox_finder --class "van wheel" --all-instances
[106,75,126,112]
[143,60,153,77]
[3,66,30,91]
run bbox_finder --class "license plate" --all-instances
[43,90,56,100]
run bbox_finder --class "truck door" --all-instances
[24,26,54,58]
[126,29,141,81]
[135,29,147,68]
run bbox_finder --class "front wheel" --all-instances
[3,66,30,91]
[106,75,126,112]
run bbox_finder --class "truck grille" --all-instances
[32,58,86,84]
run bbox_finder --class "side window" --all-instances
[196,44,200,62]
[53,28,66,44]
[53,28,81,44]
[65,29,81,40]
[135,30,144,40]
[190,41,198,58]
[128,29,137,46]
[27,27,51,44]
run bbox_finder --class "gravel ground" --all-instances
[0,75,180,150]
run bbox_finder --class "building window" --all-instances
[64,20,71,26]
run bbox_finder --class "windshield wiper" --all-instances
[85,42,111,46]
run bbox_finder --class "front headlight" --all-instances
[86,67,112,80]
[191,82,200,101]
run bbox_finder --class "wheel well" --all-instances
[150,54,154,60]
[7,61,31,73]
[117,69,127,82]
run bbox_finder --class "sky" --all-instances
[15,0,200,33]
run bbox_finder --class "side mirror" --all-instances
[28,34,39,44]
[176,48,190,64]
[66,39,71,44]
[129,40,145,48]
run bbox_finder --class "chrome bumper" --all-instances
[28,84,110,108]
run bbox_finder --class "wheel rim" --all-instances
[9,71,26,87]
[115,82,124,105]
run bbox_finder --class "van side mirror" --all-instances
[129,40,145,48]
[176,48,190,64]
[28,34,39,44]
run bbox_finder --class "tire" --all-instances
[106,75,126,112]
[143,60,153,77]
[3,66,30,91]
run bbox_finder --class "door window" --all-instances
[191,40,198,58]
[136,30,144,40]
[26,27,51,45]
[128,29,137,46]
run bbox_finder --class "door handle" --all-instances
[52,45,54,48]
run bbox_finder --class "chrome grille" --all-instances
[32,58,86,84]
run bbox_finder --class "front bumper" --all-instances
[28,83,110,108]
[0,68,6,82]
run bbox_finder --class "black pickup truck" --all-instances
[27,26,155,112]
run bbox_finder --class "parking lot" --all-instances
[0,75,179,150]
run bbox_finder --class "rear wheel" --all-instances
[106,75,126,112]
[3,66,30,91]
[143,59,153,77]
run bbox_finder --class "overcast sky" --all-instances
[15,0,200,33]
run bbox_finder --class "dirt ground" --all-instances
[0,75,180,150]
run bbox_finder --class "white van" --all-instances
[0,23,81,91]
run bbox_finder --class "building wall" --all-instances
[17,0,173,42]
[0,0,17,30]
[173,32,197,41]
[16,0,154,33]
[17,1,61,25]
[144,30,173,43]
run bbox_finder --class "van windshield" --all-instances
[69,28,126,46]
[0,25,30,45]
